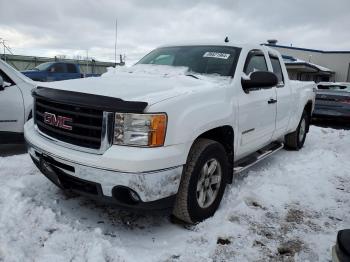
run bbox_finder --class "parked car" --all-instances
[0,59,36,143]
[22,62,100,82]
[24,43,316,224]
[332,229,350,262]
[313,82,350,121]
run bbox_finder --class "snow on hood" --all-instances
[40,64,231,106]
[102,64,191,78]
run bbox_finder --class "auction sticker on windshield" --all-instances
[203,52,230,59]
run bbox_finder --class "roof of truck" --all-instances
[158,41,267,50]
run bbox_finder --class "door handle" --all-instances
[268,98,277,104]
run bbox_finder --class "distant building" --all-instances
[264,40,350,83]
[0,54,116,75]
[281,55,334,83]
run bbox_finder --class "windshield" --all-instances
[137,46,241,77]
[34,62,55,71]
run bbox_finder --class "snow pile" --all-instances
[102,64,232,84]
[0,126,349,261]
[102,64,190,78]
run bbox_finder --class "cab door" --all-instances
[237,50,277,157]
[0,69,24,137]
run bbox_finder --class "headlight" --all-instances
[113,113,167,147]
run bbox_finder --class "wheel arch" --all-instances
[304,100,313,132]
[193,125,234,183]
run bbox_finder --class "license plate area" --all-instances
[38,154,100,195]
[39,156,62,187]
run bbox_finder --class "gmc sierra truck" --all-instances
[0,59,36,143]
[24,43,316,224]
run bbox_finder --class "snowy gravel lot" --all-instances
[0,126,349,262]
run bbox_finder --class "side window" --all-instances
[67,64,78,73]
[269,55,284,86]
[244,50,268,75]
[0,69,15,86]
[49,64,65,73]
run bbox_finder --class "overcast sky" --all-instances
[0,0,349,64]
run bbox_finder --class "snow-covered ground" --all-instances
[0,126,349,262]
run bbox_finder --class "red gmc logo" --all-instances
[43,112,73,131]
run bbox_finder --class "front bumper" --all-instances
[27,143,182,208]
[25,120,185,208]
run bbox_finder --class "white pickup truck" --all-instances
[24,43,316,224]
[0,59,35,143]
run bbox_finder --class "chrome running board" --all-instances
[233,142,284,174]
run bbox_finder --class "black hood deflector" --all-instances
[32,86,148,113]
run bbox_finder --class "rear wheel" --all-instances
[172,139,228,224]
[285,110,309,150]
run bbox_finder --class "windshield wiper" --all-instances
[185,74,199,79]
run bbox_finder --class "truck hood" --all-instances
[40,65,231,106]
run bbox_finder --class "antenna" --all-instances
[114,18,117,66]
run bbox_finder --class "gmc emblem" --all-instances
[43,112,73,131]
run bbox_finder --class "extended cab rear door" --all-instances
[268,52,292,139]
[237,49,277,156]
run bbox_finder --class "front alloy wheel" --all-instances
[196,159,222,208]
[172,139,228,224]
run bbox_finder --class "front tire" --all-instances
[172,139,228,224]
[285,110,309,150]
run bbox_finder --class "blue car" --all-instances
[22,62,100,82]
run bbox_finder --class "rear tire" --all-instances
[285,110,309,150]
[172,139,228,224]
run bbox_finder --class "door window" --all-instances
[67,64,78,73]
[269,55,284,86]
[49,64,65,73]
[244,50,268,75]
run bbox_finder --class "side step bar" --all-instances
[233,142,284,174]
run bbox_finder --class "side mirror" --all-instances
[241,71,278,92]
[0,76,4,91]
